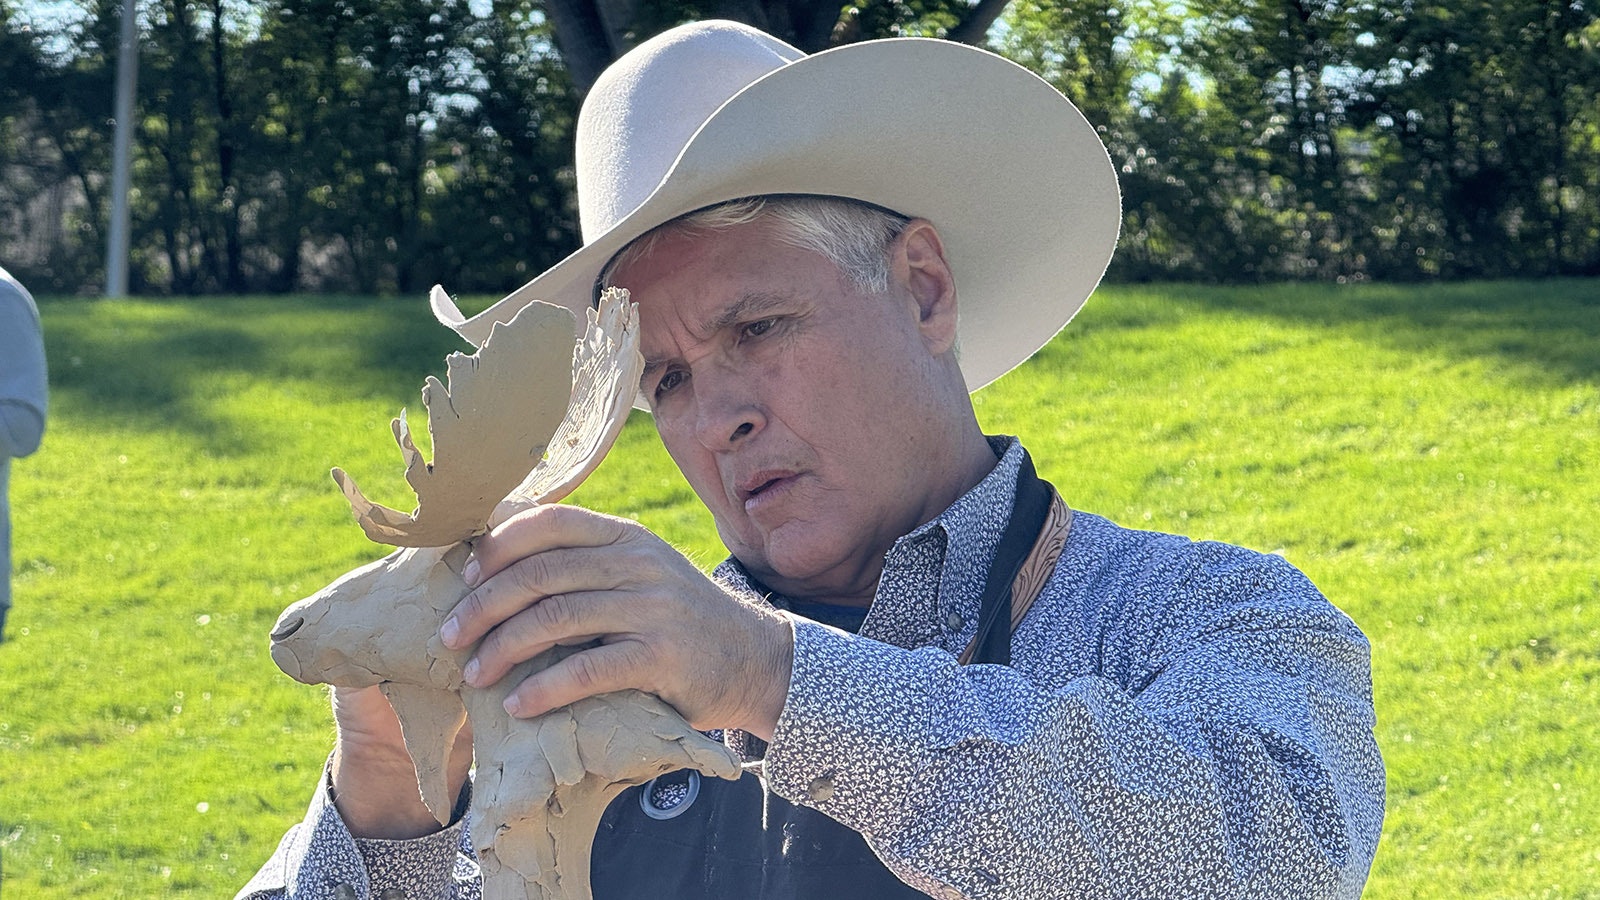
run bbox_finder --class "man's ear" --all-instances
[891,219,959,356]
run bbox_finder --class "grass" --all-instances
[1,280,1596,897]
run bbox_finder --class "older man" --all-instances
[243,20,1383,900]
[0,265,48,642]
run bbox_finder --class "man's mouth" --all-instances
[738,470,797,506]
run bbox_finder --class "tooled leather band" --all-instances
[960,451,1072,666]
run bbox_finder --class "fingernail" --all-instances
[462,559,481,586]
[503,694,521,716]
[440,616,460,647]
[463,657,480,685]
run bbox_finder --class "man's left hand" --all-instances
[439,504,794,740]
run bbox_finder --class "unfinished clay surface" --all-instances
[333,290,576,546]
[270,289,741,899]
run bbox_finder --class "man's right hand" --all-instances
[440,504,794,741]
[329,685,474,840]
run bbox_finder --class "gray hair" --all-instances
[602,196,912,293]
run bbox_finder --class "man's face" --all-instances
[610,217,962,600]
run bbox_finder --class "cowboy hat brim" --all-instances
[432,34,1121,401]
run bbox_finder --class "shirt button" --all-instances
[807,775,836,803]
[333,885,357,900]
[380,891,408,900]
[945,611,965,632]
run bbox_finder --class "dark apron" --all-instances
[590,452,1056,898]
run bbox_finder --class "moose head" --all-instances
[269,288,742,900]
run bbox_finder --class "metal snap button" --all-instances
[640,769,702,820]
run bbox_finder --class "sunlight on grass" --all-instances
[2,282,1596,896]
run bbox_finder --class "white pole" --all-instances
[106,0,139,298]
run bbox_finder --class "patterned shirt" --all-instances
[238,436,1384,899]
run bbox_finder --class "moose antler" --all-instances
[330,289,579,546]
[270,286,744,900]
[497,291,645,517]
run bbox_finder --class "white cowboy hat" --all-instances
[431,19,1121,395]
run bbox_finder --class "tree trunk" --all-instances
[946,0,1012,46]
[212,0,244,291]
[544,0,616,92]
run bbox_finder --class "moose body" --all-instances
[267,292,741,900]
[270,543,741,900]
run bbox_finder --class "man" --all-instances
[0,265,49,643]
[243,20,1384,899]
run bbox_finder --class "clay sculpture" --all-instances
[269,287,743,900]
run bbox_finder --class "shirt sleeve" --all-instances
[0,291,47,459]
[761,548,1384,900]
[236,761,481,900]
[0,403,46,459]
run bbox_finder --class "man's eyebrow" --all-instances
[640,291,794,377]
[706,290,790,332]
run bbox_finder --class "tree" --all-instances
[1348,0,1600,277]
[545,0,1017,91]
[3,0,1598,291]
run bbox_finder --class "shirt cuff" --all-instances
[763,618,958,833]
[351,774,475,899]
[270,760,474,899]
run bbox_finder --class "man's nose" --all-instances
[693,367,764,449]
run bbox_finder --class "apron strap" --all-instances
[960,449,1072,666]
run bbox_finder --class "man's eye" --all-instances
[742,318,777,339]
[655,370,687,397]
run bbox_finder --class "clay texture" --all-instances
[270,289,741,899]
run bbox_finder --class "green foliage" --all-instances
[1,281,1596,895]
[2,0,1599,292]
[0,0,581,295]
[998,0,1600,282]
[1346,0,1600,278]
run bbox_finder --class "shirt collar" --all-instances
[880,434,1023,628]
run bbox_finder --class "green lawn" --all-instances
[1,281,1596,897]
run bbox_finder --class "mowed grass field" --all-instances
[1,280,1596,897]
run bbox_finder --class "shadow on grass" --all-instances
[40,294,472,450]
[1152,278,1600,386]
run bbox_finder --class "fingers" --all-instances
[466,504,634,587]
[444,545,630,651]
[330,684,407,746]
[461,589,626,688]
[502,640,655,719]
[442,505,641,651]
[431,507,773,730]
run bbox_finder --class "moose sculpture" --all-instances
[268,288,743,900]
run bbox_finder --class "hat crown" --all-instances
[575,21,803,242]
[439,21,1119,410]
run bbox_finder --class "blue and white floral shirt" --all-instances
[239,437,1384,899]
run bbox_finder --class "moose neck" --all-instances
[459,650,607,900]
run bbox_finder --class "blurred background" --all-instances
[2,3,1598,897]
[2,0,1598,298]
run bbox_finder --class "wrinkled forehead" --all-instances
[596,221,703,297]
[594,209,762,305]
[591,193,905,307]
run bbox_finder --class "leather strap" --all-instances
[960,451,1072,666]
